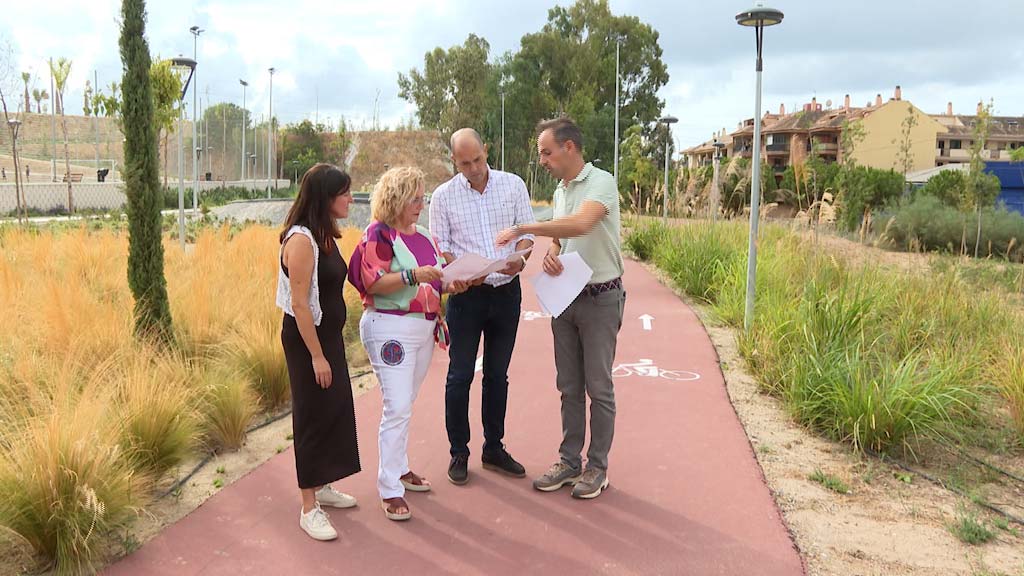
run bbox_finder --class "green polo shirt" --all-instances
[552,162,624,284]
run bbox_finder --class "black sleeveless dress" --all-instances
[281,237,361,489]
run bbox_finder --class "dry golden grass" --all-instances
[0,222,368,571]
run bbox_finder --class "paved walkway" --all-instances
[105,242,803,576]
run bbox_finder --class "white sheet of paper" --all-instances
[442,249,531,284]
[528,252,593,318]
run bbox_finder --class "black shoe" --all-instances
[448,454,469,485]
[482,449,526,478]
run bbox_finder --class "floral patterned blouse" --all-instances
[347,221,448,347]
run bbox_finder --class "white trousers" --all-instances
[360,311,435,499]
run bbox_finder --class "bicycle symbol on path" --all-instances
[612,359,701,381]
[522,310,552,321]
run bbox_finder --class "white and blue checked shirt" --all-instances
[429,167,536,287]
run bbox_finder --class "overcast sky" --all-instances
[2,0,1023,149]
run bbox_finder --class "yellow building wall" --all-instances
[847,101,946,173]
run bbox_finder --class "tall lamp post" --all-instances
[711,138,725,222]
[171,56,196,252]
[500,88,505,171]
[189,26,203,214]
[239,79,248,182]
[250,153,257,194]
[613,36,622,186]
[737,2,784,332]
[658,115,678,225]
[267,67,275,199]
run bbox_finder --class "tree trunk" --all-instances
[9,130,25,221]
[162,128,168,188]
[60,99,73,213]
[974,205,982,258]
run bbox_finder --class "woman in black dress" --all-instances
[277,164,360,541]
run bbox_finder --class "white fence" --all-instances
[0,180,290,214]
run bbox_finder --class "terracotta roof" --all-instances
[931,115,1024,139]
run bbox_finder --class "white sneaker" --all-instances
[299,503,337,541]
[315,485,357,509]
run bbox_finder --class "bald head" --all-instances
[450,128,490,190]
[451,128,485,153]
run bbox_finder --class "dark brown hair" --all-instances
[279,163,351,252]
[536,117,584,152]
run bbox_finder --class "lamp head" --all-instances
[736,3,784,27]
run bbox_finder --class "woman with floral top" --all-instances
[348,166,468,521]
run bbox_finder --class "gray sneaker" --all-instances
[532,461,582,492]
[571,468,609,499]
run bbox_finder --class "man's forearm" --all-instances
[521,218,585,240]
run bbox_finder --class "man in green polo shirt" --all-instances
[495,117,625,500]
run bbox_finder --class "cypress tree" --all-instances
[119,0,173,339]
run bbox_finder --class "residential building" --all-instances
[683,86,1023,182]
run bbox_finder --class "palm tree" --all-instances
[21,72,30,113]
[50,57,74,213]
[31,88,43,113]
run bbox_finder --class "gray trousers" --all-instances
[550,287,625,472]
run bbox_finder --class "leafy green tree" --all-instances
[280,119,325,181]
[120,0,173,339]
[49,57,74,211]
[837,166,905,234]
[398,0,669,198]
[397,33,493,141]
[919,169,966,207]
[149,59,182,186]
[965,100,1001,257]
[893,104,918,180]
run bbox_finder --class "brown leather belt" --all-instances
[581,277,622,297]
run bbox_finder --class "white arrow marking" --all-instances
[639,314,655,331]
[474,356,484,373]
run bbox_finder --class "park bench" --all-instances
[61,173,83,183]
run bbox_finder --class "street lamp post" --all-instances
[171,56,196,252]
[189,26,203,215]
[292,160,299,185]
[711,139,725,222]
[267,67,275,199]
[250,153,257,194]
[658,115,678,225]
[500,88,505,171]
[736,2,784,332]
[239,79,248,182]
[613,36,621,186]
[528,160,535,200]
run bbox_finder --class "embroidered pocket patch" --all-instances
[381,340,405,366]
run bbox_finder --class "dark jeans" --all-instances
[445,277,522,457]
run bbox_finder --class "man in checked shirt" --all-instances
[429,128,536,485]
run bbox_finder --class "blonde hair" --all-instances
[371,166,425,228]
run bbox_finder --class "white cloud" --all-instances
[2,0,1022,149]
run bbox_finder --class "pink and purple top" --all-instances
[348,221,449,347]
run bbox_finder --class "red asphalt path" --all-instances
[106,240,803,576]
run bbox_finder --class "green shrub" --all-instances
[877,194,1024,262]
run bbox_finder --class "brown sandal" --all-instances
[400,471,432,493]
[382,497,411,521]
